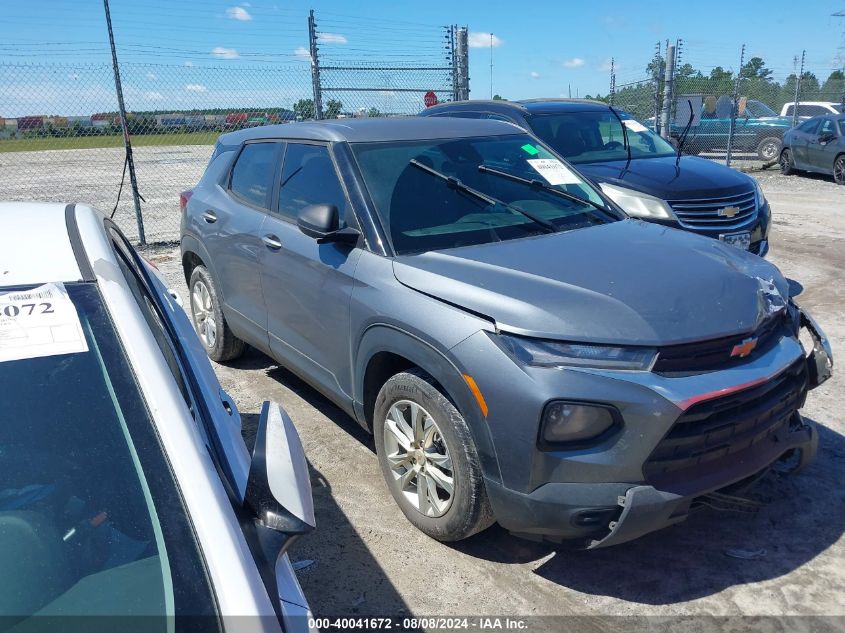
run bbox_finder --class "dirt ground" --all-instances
[147,169,845,626]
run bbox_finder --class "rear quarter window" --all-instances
[229,142,281,208]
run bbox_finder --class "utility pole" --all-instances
[792,51,805,128]
[308,9,323,120]
[455,27,469,100]
[489,33,494,99]
[608,58,615,106]
[659,42,676,140]
[652,41,662,135]
[725,43,745,167]
[103,0,144,244]
[446,25,457,102]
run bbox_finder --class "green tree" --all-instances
[820,70,845,101]
[740,56,773,81]
[293,98,314,120]
[325,99,343,118]
[492,94,504,100]
[367,107,381,118]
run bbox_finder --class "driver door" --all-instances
[259,142,362,403]
[807,118,838,172]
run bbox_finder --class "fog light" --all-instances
[541,401,618,446]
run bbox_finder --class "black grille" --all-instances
[653,313,788,376]
[643,360,808,482]
[668,189,757,230]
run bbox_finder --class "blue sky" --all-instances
[1,0,843,116]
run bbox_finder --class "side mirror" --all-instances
[297,203,361,245]
[244,401,315,536]
[297,203,339,239]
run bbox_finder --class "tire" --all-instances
[373,368,494,541]
[188,265,245,362]
[757,136,781,162]
[834,154,845,186]
[779,148,795,175]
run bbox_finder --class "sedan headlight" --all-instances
[499,333,656,370]
[599,183,675,220]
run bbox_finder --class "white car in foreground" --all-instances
[0,203,315,632]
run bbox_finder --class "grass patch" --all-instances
[0,132,218,153]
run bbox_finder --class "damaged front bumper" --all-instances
[800,306,834,389]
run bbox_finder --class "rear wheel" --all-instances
[188,265,245,362]
[779,149,795,175]
[757,136,781,162]
[834,155,845,186]
[373,369,494,541]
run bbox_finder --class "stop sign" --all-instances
[424,91,438,108]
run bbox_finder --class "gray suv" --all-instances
[181,117,832,548]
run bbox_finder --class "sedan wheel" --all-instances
[834,155,845,186]
[780,149,795,175]
[383,400,454,517]
[191,279,217,348]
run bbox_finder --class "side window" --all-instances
[784,105,794,116]
[229,142,280,208]
[486,113,515,123]
[798,119,820,134]
[431,111,484,119]
[277,143,348,221]
[819,119,836,136]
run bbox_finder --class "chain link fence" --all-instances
[609,41,845,169]
[0,12,464,244]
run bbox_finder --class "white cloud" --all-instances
[319,32,347,44]
[530,71,540,78]
[184,60,194,67]
[226,6,252,21]
[294,46,311,61]
[185,83,207,93]
[468,32,502,48]
[563,57,585,68]
[212,46,239,59]
[145,71,157,80]
[144,91,163,101]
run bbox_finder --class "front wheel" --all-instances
[834,155,845,185]
[780,148,795,175]
[757,136,782,162]
[373,369,494,541]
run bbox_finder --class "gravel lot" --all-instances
[137,167,845,627]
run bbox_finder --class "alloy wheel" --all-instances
[761,141,779,161]
[835,157,845,185]
[780,150,793,173]
[191,279,217,348]
[383,400,454,517]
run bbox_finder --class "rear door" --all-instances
[791,118,821,168]
[204,141,281,346]
[259,142,363,402]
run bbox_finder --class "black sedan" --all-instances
[780,114,845,184]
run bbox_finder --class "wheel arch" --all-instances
[355,324,502,484]
[180,234,217,288]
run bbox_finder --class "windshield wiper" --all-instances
[477,164,612,215]
[409,159,556,233]
[607,104,632,164]
[675,99,695,167]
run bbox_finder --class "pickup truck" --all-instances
[780,102,845,118]
[673,97,795,161]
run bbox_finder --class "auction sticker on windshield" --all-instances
[527,158,580,185]
[622,119,649,133]
[0,282,88,363]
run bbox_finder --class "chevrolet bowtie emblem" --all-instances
[718,206,740,218]
[731,337,758,358]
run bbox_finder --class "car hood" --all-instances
[392,220,787,346]
[576,155,753,199]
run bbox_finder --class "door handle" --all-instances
[202,210,217,223]
[262,234,282,250]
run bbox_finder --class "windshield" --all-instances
[351,134,619,255]
[527,111,677,164]
[0,282,215,626]
[745,100,778,118]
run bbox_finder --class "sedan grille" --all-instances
[667,189,757,230]
[643,359,808,484]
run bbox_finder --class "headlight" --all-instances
[541,401,620,445]
[499,333,656,370]
[754,179,767,207]
[599,183,675,220]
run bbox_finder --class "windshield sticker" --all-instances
[527,158,580,185]
[622,119,649,133]
[0,282,88,363]
[521,143,540,156]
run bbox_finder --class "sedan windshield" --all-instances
[351,134,619,254]
[528,111,677,164]
[0,282,214,625]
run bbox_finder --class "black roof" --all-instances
[218,116,523,145]
[423,98,611,117]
